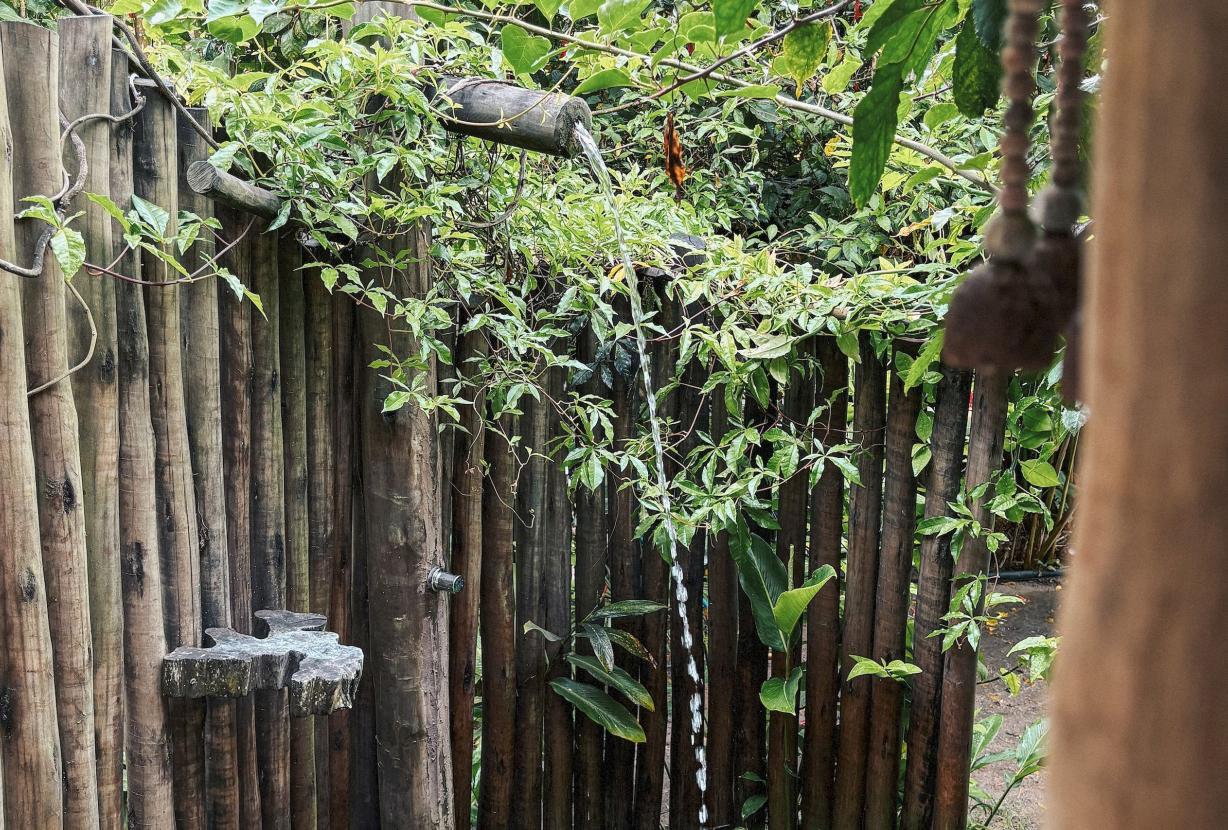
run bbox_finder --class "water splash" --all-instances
[573,125,709,827]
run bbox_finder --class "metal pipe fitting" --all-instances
[427,566,464,594]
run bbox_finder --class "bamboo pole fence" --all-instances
[0,12,1026,830]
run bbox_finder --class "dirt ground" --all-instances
[969,578,1060,829]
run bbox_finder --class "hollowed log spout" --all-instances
[433,77,593,158]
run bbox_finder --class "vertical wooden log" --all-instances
[899,366,972,830]
[61,21,121,829]
[0,27,63,830]
[931,371,1008,830]
[634,294,673,830]
[734,393,770,820]
[279,238,316,830]
[133,75,205,830]
[478,413,517,828]
[448,325,488,830]
[705,386,737,829]
[305,271,336,830]
[768,348,813,830]
[669,301,708,830]
[347,402,379,828]
[801,338,848,830]
[605,345,640,830]
[3,19,100,830]
[177,107,240,830]
[863,347,923,829]
[1051,7,1228,826]
[248,228,290,830]
[543,357,575,830]
[110,56,176,830]
[832,334,888,830]
[572,328,607,830]
[513,383,547,830]
[217,206,262,827]
[356,220,453,827]
[328,297,357,826]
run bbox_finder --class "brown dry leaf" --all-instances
[663,112,687,196]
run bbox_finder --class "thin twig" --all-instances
[594,0,855,116]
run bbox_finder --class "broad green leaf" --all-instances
[130,193,170,236]
[566,0,601,20]
[972,0,1007,50]
[207,12,259,42]
[597,0,650,34]
[741,794,767,820]
[205,0,247,22]
[715,84,782,100]
[147,0,185,25]
[247,0,283,23]
[501,26,552,76]
[740,332,793,360]
[712,0,755,40]
[574,68,634,95]
[759,666,805,714]
[730,529,789,652]
[1019,459,1060,488]
[864,0,924,56]
[534,0,562,20]
[567,654,654,710]
[604,627,655,665]
[847,655,888,681]
[953,19,1002,117]
[550,678,645,742]
[50,228,86,280]
[585,624,618,673]
[904,331,943,391]
[923,101,960,131]
[770,21,830,93]
[822,51,863,95]
[771,565,835,643]
[589,600,667,620]
[849,64,904,207]
[835,330,861,362]
[86,192,132,233]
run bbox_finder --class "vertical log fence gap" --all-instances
[0,11,1037,830]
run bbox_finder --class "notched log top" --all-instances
[161,609,363,716]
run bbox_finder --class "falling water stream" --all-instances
[573,125,709,827]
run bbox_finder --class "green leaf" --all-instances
[740,332,793,361]
[730,529,789,652]
[130,194,170,236]
[923,101,960,131]
[597,0,650,34]
[835,330,861,362]
[822,51,863,95]
[972,0,1007,50]
[207,13,260,43]
[550,678,645,742]
[905,331,943,391]
[741,794,767,820]
[864,0,923,56]
[849,64,904,207]
[522,620,564,642]
[715,84,782,100]
[50,228,86,280]
[1019,459,1060,488]
[953,19,1002,117]
[847,655,888,681]
[501,26,552,76]
[86,192,132,233]
[534,0,562,20]
[578,623,615,670]
[147,0,184,26]
[567,655,654,711]
[770,21,830,93]
[566,0,602,20]
[759,666,805,714]
[604,627,655,665]
[589,600,667,620]
[771,565,835,643]
[712,0,755,40]
[574,68,634,95]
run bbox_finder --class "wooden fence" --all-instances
[0,13,1013,830]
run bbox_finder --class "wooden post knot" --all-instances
[161,609,363,716]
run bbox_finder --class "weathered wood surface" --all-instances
[4,20,99,830]
[435,77,592,157]
[163,610,363,716]
[0,24,64,830]
[186,160,282,220]
[60,20,122,829]
[800,337,848,830]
